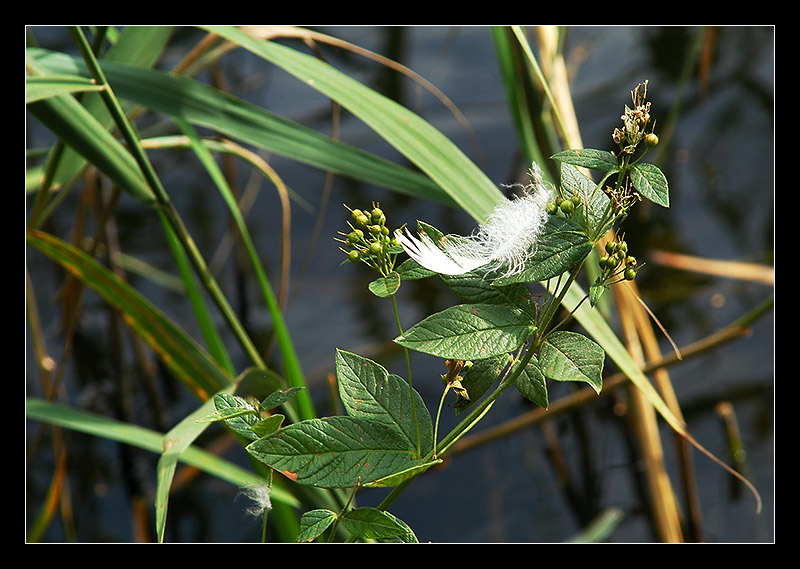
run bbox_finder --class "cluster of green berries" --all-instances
[546,193,582,217]
[598,237,638,281]
[337,202,401,274]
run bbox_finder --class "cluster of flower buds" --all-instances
[337,202,401,274]
[546,193,582,217]
[598,235,638,282]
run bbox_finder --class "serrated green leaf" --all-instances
[335,350,433,455]
[246,416,420,488]
[251,414,285,438]
[395,303,535,360]
[260,387,305,411]
[493,217,592,285]
[368,272,401,297]
[513,356,548,408]
[589,282,607,307]
[552,148,619,173]
[540,331,604,394]
[630,162,669,207]
[209,393,260,441]
[341,507,407,540]
[296,509,338,542]
[442,272,535,314]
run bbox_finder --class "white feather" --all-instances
[396,163,553,277]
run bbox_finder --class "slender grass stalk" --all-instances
[391,294,421,459]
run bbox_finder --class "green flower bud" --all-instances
[355,214,370,228]
[369,241,383,255]
[348,250,360,262]
[347,229,364,244]
[371,207,385,225]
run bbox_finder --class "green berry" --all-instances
[560,200,574,215]
[571,194,581,206]
[347,229,364,244]
[624,267,637,281]
[348,250,360,262]
[369,241,382,255]
[355,214,370,227]
[644,133,659,147]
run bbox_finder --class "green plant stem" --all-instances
[432,384,450,459]
[391,294,421,459]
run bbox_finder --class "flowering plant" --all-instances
[203,81,670,541]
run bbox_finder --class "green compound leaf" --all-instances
[539,331,604,394]
[551,148,620,173]
[630,162,670,207]
[395,303,535,360]
[335,349,433,455]
[246,416,420,488]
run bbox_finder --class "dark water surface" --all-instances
[26,26,774,542]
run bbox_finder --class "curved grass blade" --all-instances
[174,119,315,420]
[27,229,232,400]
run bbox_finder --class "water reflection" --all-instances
[26,25,773,542]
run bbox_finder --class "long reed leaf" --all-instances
[27,47,456,208]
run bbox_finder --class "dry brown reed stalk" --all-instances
[648,249,774,285]
[613,280,684,542]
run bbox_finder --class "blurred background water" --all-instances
[26,26,774,542]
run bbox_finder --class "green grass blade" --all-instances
[174,119,315,420]
[28,47,455,208]
[25,90,154,204]
[25,397,299,509]
[25,74,104,103]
